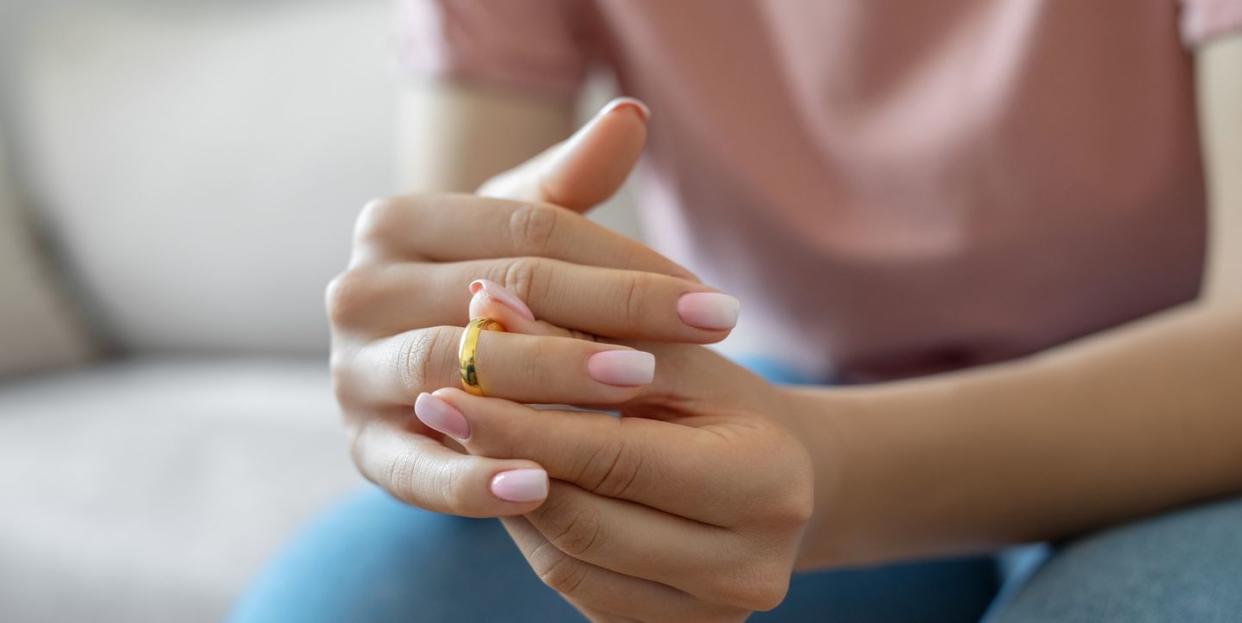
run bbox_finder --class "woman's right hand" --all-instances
[326,99,740,517]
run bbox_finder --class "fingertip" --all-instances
[468,279,536,322]
[431,386,471,402]
[414,391,471,441]
[540,98,648,212]
[490,466,550,504]
[433,386,531,422]
[431,387,505,423]
[586,349,656,386]
[457,460,548,518]
[601,96,651,123]
[677,291,740,331]
[469,288,572,338]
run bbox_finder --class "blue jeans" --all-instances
[228,488,998,622]
[231,358,1242,622]
[985,497,1242,623]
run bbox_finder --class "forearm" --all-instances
[786,300,1242,569]
[784,33,1242,572]
[396,81,573,192]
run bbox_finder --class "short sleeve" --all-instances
[1180,0,1242,46]
[399,0,592,97]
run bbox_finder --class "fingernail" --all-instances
[414,392,470,441]
[469,279,535,322]
[602,96,651,122]
[587,350,655,386]
[491,468,548,503]
[677,292,740,330]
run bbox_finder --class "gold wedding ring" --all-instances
[459,317,505,396]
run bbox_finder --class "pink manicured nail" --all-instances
[677,292,740,330]
[469,279,535,322]
[414,392,470,441]
[491,468,548,503]
[602,96,651,122]
[587,350,655,386]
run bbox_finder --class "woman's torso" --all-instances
[592,0,1207,380]
[404,0,1227,381]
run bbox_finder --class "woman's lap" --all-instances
[229,487,998,623]
[228,488,580,623]
[986,496,1242,623]
[231,491,1242,623]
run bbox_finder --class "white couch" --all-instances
[0,2,638,620]
[0,2,388,620]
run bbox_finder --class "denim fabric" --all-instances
[230,490,1242,623]
[986,497,1242,623]
[228,488,998,623]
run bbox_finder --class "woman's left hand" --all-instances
[412,287,818,622]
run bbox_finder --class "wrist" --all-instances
[781,381,965,569]
[775,386,859,569]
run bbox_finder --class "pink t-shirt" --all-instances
[404,0,1242,381]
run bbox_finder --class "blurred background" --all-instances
[0,0,638,620]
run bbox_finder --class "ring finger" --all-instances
[337,326,657,407]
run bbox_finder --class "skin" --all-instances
[329,37,1242,622]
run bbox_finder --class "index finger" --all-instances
[420,388,771,527]
[349,415,549,517]
[351,193,696,280]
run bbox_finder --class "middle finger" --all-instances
[332,258,738,342]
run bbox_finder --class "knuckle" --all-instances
[329,349,357,405]
[718,562,791,612]
[383,444,419,502]
[734,432,815,528]
[384,440,464,512]
[396,326,456,395]
[496,256,545,305]
[536,499,604,558]
[437,466,470,512]
[508,203,561,256]
[530,541,591,596]
[582,436,645,499]
[345,416,469,514]
[353,196,408,247]
[618,272,648,328]
[766,445,816,528]
[345,418,369,472]
[749,566,793,612]
[324,268,374,328]
[523,336,565,389]
[771,485,815,529]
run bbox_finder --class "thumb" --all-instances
[467,279,594,341]
[478,97,649,213]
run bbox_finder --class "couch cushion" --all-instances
[0,123,91,375]
[0,358,362,622]
[14,1,393,356]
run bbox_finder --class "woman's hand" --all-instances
[327,99,742,517]
[408,289,817,622]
